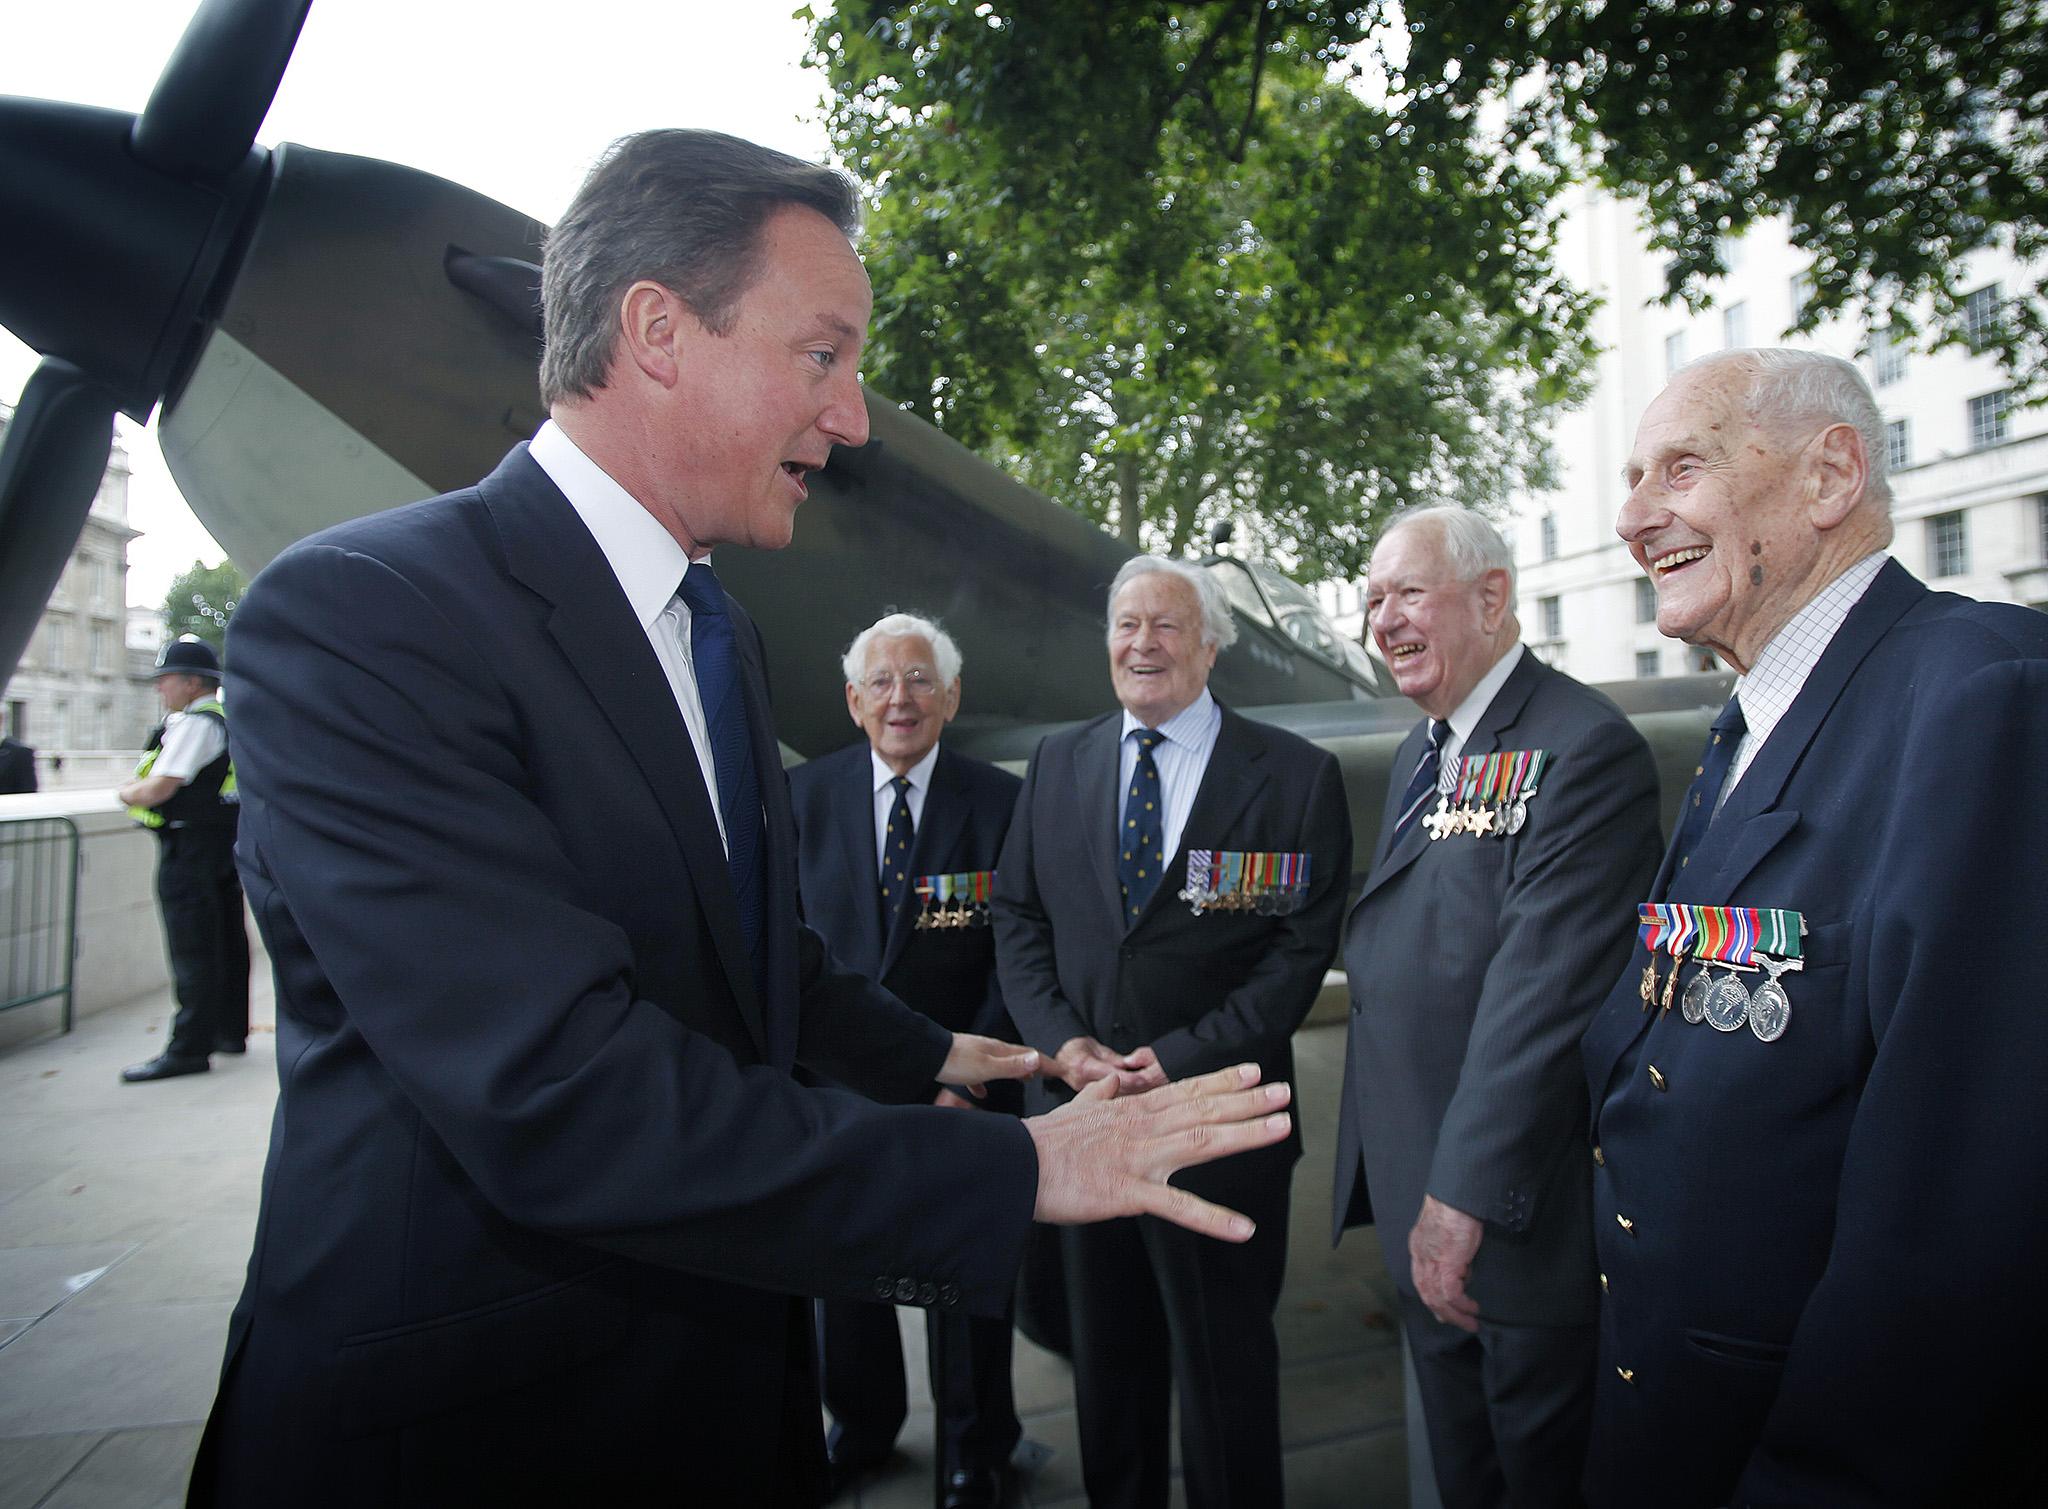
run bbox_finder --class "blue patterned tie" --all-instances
[677,562,764,962]
[1388,719,1448,848]
[1119,728,1168,924]
[880,774,914,928]
[1663,694,1747,893]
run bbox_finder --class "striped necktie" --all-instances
[1389,719,1448,848]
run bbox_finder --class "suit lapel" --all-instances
[483,448,768,1061]
[832,747,886,975]
[1076,718,1126,927]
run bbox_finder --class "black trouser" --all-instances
[817,1292,1022,1478]
[156,826,250,1060]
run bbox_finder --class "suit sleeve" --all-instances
[794,924,955,1102]
[231,542,1036,1314]
[1737,659,2048,1505]
[1426,714,1659,1232]
[992,744,1095,1055]
[969,772,1025,1043]
[1148,748,1353,1082]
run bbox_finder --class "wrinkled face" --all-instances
[1365,526,1502,721]
[1617,363,1819,668]
[1108,572,1216,727]
[846,633,959,773]
[655,205,873,551]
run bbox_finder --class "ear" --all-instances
[1477,567,1512,631]
[940,678,962,725]
[845,680,864,727]
[1807,421,1869,531]
[617,280,687,387]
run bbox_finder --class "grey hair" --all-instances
[842,612,963,687]
[1684,347,1894,508]
[1374,506,1517,597]
[539,129,863,407]
[1106,556,1238,651]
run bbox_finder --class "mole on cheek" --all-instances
[1749,565,1765,587]
[1750,541,1762,555]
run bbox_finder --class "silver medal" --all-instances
[1704,971,1750,1032]
[1680,965,1713,1024]
[1747,957,1796,1043]
[1505,798,1528,835]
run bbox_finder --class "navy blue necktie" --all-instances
[1119,728,1168,924]
[677,562,764,962]
[1389,719,1448,848]
[1663,694,1747,892]
[880,775,914,928]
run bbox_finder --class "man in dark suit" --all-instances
[1333,507,1660,1508]
[791,611,1025,1508]
[994,555,1352,1509]
[190,130,1295,1509]
[1583,348,2048,1506]
[0,712,35,793]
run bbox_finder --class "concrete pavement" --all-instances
[0,980,1411,1507]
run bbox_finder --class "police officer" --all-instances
[118,634,250,1083]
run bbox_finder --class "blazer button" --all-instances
[873,1277,895,1301]
[1616,1366,1636,1385]
[917,1281,938,1306]
[894,1278,918,1303]
[939,1283,962,1308]
[1592,1145,1605,1166]
[1599,1272,1609,1293]
[1647,1064,1668,1092]
[1616,1213,1635,1235]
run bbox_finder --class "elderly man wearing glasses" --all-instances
[789,611,1027,1509]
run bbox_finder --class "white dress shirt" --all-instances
[871,743,941,875]
[152,701,228,781]
[529,420,730,853]
[1119,687,1223,865]
[1435,642,1526,794]
[1720,551,1889,807]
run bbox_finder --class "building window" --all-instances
[90,623,111,673]
[1884,419,1911,473]
[1539,513,1558,562]
[1789,270,1813,326]
[1539,595,1562,640]
[1968,389,2011,449]
[1664,330,1688,377]
[1722,301,1748,348]
[1872,323,1907,386]
[1927,511,1968,579]
[46,619,69,672]
[52,700,70,749]
[1964,283,2003,353]
[1635,576,1657,624]
[2037,494,2048,562]
[1636,649,1661,679]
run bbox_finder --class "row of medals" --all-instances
[1641,954,1796,1042]
[1178,884,1306,917]
[915,900,988,930]
[1423,794,1529,841]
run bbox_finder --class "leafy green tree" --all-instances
[161,559,245,660]
[809,2,1598,580]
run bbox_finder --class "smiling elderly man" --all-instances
[995,555,1351,1509]
[1333,507,1660,1509]
[1581,349,2048,1506]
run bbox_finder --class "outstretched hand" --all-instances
[1026,1063,1292,1241]
[938,1033,1040,1099]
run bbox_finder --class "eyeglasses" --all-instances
[861,669,941,699]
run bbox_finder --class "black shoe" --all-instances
[214,1038,247,1054]
[940,1465,1003,1509]
[121,1053,210,1083]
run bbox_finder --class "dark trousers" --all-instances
[156,828,250,1060]
[818,1294,1021,1476]
[1062,1165,1291,1509]
[1396,1289,1595,1509]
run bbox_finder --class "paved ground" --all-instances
[0,981,1412,1508]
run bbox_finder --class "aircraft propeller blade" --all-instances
[0,361,118,692]
[131,0,312,182]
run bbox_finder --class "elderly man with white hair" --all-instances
[789,611,1026,1509]
[1581,348,2048,1505]
[994,555,1352,1509]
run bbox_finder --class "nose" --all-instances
[1367,595,1399,640]
[822,373,869,449]
[1615,478,1663,545]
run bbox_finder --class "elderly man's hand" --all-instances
[1053,1035,1159,1094]
[1026,1063,1292,1240]
[938,1034,1039,1099]
[1409,1194,1484,1332]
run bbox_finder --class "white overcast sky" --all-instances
[0,0,831,607]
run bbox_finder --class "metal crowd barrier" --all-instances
[0,816,80,1032]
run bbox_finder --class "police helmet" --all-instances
[153,634,222,681]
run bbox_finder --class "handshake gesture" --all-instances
[938,1033,1288,1243]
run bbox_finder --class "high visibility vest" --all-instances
[129,697,238,830]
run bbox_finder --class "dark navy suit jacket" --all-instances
[1581,560,2048,1506]
[194,446,1037,1507]
[791,740,1022,1098]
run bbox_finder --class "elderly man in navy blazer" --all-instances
[190,129,1296,1509]
[1583,348,2048,1506]
[995,555,1352,1509]
[1335,507,1660,1509]
[791,611,1025,1509]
